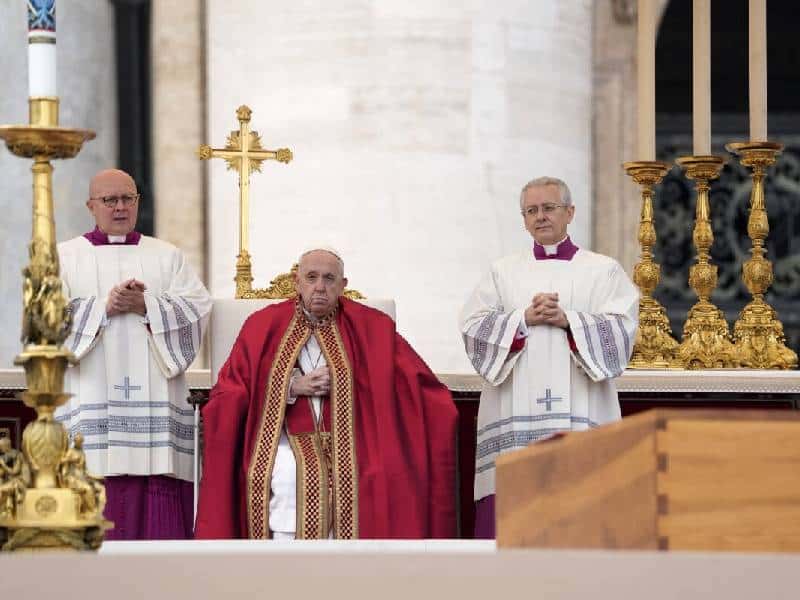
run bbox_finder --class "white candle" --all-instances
[749,0,767,141]
[693,0,711,155]
[637,0,656,161]
[27,0,57,97]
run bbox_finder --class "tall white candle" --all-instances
[749,0,767,141]
[693,0,711,155]
[637,0,656,161]
[27,0,57,97]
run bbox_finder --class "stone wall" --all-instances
[204,0,594,373]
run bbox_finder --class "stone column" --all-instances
[592,0,670,273]
[151,0,206,280]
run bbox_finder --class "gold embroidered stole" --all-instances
[287,428,332,538]
[246,306,359,539]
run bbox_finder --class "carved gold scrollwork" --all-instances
[239,263,365,301]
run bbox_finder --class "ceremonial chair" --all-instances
[192,268,396,518]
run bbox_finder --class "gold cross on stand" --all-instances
[198,105,293,298]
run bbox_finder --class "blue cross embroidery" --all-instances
[536,388,562,412]
[114,376,142,400]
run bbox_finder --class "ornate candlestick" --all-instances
[624,161,680,369]
[0,95,111,551]
[725,142,797,369]
[674,155,736,369]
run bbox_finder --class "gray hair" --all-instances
[298,246,345,276]
[519,176,572,209]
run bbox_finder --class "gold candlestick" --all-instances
[0,98,111,551]
[725,142,797,369]
[624,161,680,369]
[674,156,736,368]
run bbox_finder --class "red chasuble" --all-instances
[195,298,458,539]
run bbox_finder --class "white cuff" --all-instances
[287,368,301,404]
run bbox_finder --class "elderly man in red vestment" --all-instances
[195,247,457,539]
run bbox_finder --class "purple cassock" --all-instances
[82,227,194,540]
[473,236,578,540]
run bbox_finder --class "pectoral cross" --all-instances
[198,105,293,297]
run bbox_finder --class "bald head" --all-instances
[87,169,139,236]
[90,169,137,199]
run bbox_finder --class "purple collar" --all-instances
[533,236,579,261]
[83,226,141,246]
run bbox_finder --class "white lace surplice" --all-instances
[460,248,639,501]
[56,236,211,481]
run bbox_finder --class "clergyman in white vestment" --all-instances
[55,169,211,540]
[459,176,639,538]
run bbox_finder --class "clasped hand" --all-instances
[291,367,331,397]
[524,292,568,329]
[106,278,147,317]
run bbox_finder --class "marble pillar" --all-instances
[592,0,670,274]
[152,0,206,280]
[205,1,594,373]
[0,1,117,367]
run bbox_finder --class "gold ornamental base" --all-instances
[678,301,736,369]
[0,488,110,552]
[733,299,797,369]
[630,297,680,369]
[0,347,112,551]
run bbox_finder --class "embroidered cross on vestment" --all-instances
[536,388,562,412]
[114,376,142,399]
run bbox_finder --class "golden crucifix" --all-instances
[198,105,293,297]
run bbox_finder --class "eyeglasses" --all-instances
[93,194,140,208]
[521,203,567,217]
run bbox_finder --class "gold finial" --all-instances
[196,144,213,160]
[236,105,252,122]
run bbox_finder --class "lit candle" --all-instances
[693,0,711,155]
[637,0,656,160]
[749,0,767,141]
[27,0,57,97]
